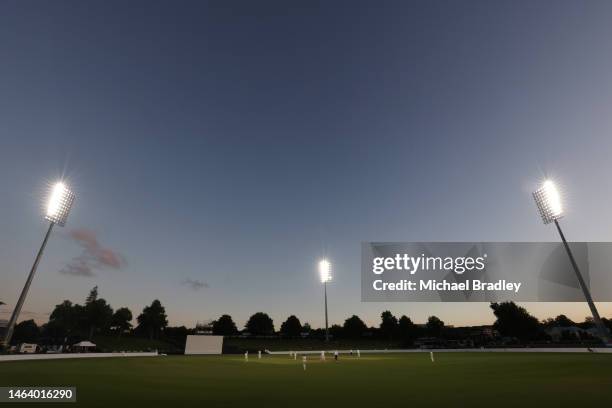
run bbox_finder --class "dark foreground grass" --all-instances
[1,353,611,407]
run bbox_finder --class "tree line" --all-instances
[6,293,612,346]
[211,311,445,341]
[213,303,612,344]
[7,286,168,345]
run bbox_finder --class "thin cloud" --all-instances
[182,278,209,291]
[60,228,126,277]
[60,258,95,277]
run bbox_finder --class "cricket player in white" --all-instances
[321,351,325,361]
[302,355,307,370]
[258,350,261,359]
[244,351,248,361]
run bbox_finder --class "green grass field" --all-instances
[1,353,611,407]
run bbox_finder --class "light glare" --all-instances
[45,182,75,227]
[533,179,563,224]
[319,259,332,283]
[47,183,65,217]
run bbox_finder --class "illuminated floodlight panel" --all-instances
[319,259,332,283]
[45,182,75,226]
[533,180,563,224]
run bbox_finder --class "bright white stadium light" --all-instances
[531,177,610,343]
[45,182,76,226]
[3,180,76,347]
[319,258,332,342]
[319,259,332,283]
[532,180,563,224]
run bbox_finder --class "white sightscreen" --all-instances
[184,335,223,355]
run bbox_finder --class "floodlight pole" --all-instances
[324,280,329,342]
[3,222,55,347]
[554,219,610,343]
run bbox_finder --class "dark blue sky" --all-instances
[2,1,612,328]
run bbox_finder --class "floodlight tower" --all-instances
[319,259,332,342]
[3,182,75,347]
[533,180,610,343]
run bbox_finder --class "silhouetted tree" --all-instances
[601,317,612,333]
[576,317,595,330]
[12,319,40,344]
[280,315,302,338]
[86,286,98,304]
[329,324,343,339]
[137,300,168,339]
[48,300,80,339]
[212,315,238,336]
[245,312,274,336]
[426,316,445,337]
[490,302,540,341]
[164,326,190,346]
[380,310,398,340]
[84,287,113,340]
[343,315,367,338]
[398,315,417,342]
[554,314,575,327]
[111,307,133,337]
